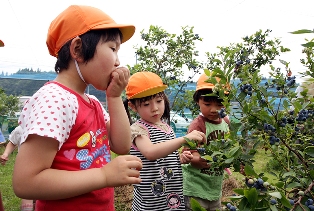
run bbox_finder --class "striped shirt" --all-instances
[130,119,185,211]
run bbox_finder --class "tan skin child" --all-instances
[13,35,142,200]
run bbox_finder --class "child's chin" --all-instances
[206,116,219,121]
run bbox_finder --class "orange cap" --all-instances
[0,40,4,47]
[196,73,215,91]
[126,72,168,99]
[46,5,135,57]
[196,73,230,93]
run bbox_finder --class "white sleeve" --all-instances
[9,126,23,146]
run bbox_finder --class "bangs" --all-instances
[101,28,123,43]
[136,92,165,105]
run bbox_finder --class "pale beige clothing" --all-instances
[130,121,170,143]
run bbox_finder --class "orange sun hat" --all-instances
[196,73,216,91]
[0,40,4,47]
[46,5,135,57]
[196,73,230,94]
[126,72,168,99]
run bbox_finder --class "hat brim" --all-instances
[93,24,135,43]
[0,40,4,47]
[196,85,229,94]
[129,85,168,99]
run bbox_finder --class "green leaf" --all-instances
[238,197,250,210]
[286,182,302,189]
[282,171,296,178]
[302,42,314,48]
[190,198,207,211]
[283,99,289,109]
[301,101,310,109]
[227,146,241,157]
[244,165,258,177]
[269,204,278,211]
[233,189,245,195]
[279,192,292,209]
[244,188,258,207]
[202,155,213,162]
[289,29,314,34]
[224,157,234,164]
[212,59,222,65]
[275,181,285,188]
[268,192,282,199]
[305,146,314,157]
[309,170,314,178]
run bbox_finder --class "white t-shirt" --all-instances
[9,125,23,146]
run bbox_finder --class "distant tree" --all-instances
[0,88,19,128]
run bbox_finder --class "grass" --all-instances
[0,144,277,211]
[231,147,278,184]
[0,145,20,211]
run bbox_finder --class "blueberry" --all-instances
[197,147,205,155]
[257,178,264,185]
[226,203,232,208]
[270,199,277,205]
[307,199,314,205]
[308,205,314,211]
[230,206,236,211]
[289,199,294,205]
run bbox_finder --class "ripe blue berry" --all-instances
[270,199,277,205]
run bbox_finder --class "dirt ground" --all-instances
[114,176,242,210]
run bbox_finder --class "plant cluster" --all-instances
[185,29,314,210]
[129,24,314,210]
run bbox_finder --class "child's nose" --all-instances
[151,103,158,111]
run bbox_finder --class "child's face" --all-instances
[135,95,165,124]
[84,39,121,91]
[198,98,224,121]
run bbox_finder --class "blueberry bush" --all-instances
[185,29,314,210]
[0,88,19,128]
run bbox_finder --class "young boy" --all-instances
[12,5,142,211]
[182,73,230,211]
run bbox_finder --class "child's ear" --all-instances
[70,37,83,61]
[128,101,137,112]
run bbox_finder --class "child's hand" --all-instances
[0,154,9,165]
[106,67,130,98]
[184,130,206,144]
[190,152,211,169]
[240,163,246,176]
[180,151,193,164]
[101,155,142,187]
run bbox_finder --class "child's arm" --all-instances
[106,67,131,155]
[0,141,17,165]
[13,134,142,200]
[134,130,205,161]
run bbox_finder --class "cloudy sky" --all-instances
[0,0,313,79]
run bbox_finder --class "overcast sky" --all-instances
[0,0,313,80]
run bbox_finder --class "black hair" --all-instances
[123,91,171,125]
[193,89,225,103]
[55,28,123,73]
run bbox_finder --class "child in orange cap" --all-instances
[124,71,206,211]
[182,72,230,211]
[12,5,142,211]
